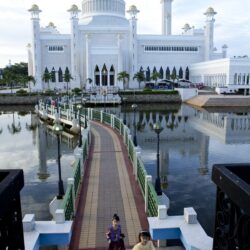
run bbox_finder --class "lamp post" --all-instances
[52,122,64,199]
[103,90,107,112]
[131,104,138,147]
[123,97,127,125]
[77,103,83,147]
[153,122,163,195]
[74,95,77,119]
[82,98,87,129]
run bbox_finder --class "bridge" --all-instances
[22,101,213,250]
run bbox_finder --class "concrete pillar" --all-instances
[145,175,152,213]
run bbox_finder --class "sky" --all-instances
[0,0,250,68]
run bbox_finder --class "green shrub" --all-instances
[143,87,152,92]
[16,89,28,96]
[119,90,179,95]
[72,88,81,95]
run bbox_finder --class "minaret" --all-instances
[204,7,217,61]
[68,5,81,88]
[161,0,173,35]
[27,43,33,76]
[127,5,139,87]
[28,4,42,89]
[222,44,228,58]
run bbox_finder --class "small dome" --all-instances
[182,23,191,31]
[204,7,217,16]
[222,44,228,49]
[68,4,80,12]
[129,5,137,11]
[47,22,56,28]
[127,4,139,16]
[28,4,41,12]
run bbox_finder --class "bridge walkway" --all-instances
[69,121,148,249]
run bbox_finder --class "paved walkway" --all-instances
[69,121,148,250]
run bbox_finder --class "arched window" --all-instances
[146,67,150,81]
[179,67,183,79]
[247,74,250,85]
[172,67,176,80]
[234,73,237,84]
[159,67,164,79]
[58,67,63,82]
[166,67,170,80]
[153,66,157,74]
[185,67,189,80]
[51,67,56,82]
[238,74,241,84]
[110,65,115,86]
[102,64,108,86]
[95,66,100,86]
[139,66,144,73]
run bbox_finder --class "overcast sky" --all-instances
[0,0,249,68]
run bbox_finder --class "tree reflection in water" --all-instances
[7,112,21,134]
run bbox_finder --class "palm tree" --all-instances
[42,67,52,90]
[133,71,145,89]
[27,75,36,93]
[117,71,129,90]
[64,67,73,95]
[150,71,161,86]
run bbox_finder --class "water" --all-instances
[1,104,250,237]
[0,106,78,220]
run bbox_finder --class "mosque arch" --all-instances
[109,65,115,86]
[234,73,237,84]
[172,67,176,80]
[166,67,170,80]
[238,74,241,84]
[185,67,189,80]
[51,67,56,82]
[179,67,183,79]
[146,67,151,81]
[102,64,108,86]
[159,67,164,79]
[94,65,100,86]
[58,67,63,82]
[153,66,157,74]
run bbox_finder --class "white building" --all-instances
[27,0,250,93]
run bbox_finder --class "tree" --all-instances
[86,78,93,89]
[42,67,52,90]
[117,71,129,89]
[64,67,73,95]
[133,71,145,89]
[26,75,36,93]
[150,71,161,86]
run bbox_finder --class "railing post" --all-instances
[145,175,152,213]
[100,111,103,123]
[119,119,122,134]
[127,134,132,150]
[123,126,127,144]
[67,178,76,214]
[111,114,114,128]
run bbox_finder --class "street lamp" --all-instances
[123,97,127,125]
[153,122,163,195]
[52,122,64,199]
[77,103,83,147]
[103,90,107,112]
[82,98,87,129]
[74,95,77,119]
[131,104,138,147]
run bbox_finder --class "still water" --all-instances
[1,104,250,237]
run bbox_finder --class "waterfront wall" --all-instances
[0,96,42,105]
[120,94,181,103]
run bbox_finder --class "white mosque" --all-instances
[27,0,250,93]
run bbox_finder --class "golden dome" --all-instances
[47,22,56,28]
[182,23,191,31]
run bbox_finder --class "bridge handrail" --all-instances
[37,101,159,217]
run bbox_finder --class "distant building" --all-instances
[27,0,250,93]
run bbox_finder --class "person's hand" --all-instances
[108,239,111,244]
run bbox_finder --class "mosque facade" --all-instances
[27,0,250,92]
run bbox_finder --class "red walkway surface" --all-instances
[69,121,149,250]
